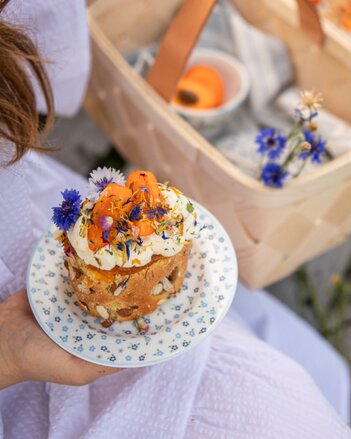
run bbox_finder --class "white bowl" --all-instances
[171,48,250,138]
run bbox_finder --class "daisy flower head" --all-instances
[261,163,289,188]
[296,90,323,122]
[255,128,286,160]
[52,189,82,231]
[299,130,327,163]
[300,90,323,112]
[88,167,126,201]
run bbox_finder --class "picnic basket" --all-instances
[233,0,351,124]
[85,0,351,289]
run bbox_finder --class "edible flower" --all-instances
[156,206,167,218]
[88,167,126,201]
[125,239,133,260]
[261,163,288,188]
[161,231,170,240]
[129,205,143,221]
[256,90,327,188]
[296,90,323,121]
[52,189,82,231]
[299,130,327,163]
[255,128,286,160]
[99,215,114,231]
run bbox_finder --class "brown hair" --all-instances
[0,0,54,166]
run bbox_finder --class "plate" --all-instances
[27,202,237,368]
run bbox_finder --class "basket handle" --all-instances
[297,0,324,45]
[146,0,217,102]
[146,0,323,102]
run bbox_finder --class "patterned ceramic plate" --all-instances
[27,202,237,368]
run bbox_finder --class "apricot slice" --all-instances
[126,170,161,203]
[341,11,351,30]
[88,183,132,251]
[185,64,224,102]
[135,220,155,237]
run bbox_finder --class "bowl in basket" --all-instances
[171,48,250,138]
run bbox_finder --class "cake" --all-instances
[52,168,199,325]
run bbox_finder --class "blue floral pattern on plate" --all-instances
[27,202,237,368]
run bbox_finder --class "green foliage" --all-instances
[295,267,351,362]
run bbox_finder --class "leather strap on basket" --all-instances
[146,0,217,102]
[297,0,324,45]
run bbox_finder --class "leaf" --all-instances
[186,202,194,213]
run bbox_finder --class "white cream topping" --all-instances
[67,186,199,270]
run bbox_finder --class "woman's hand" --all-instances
[0,290,122,389]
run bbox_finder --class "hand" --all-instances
[0,290,122,389]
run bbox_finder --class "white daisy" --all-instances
[296,90,323,121]
[88,167,126,201]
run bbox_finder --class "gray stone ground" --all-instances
[48,109,112,176]
[49,109,351,361]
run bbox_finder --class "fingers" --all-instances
[26,324,122,385]
[22,323,122,385]
[47,353,122,386]
[2,290,32,313]
[3,290,123,386]
[21,335,122,386]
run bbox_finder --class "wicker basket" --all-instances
[233,0,351,124]
[85,0,351,289]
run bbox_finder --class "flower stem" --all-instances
[295,267,329,331]
[257,155,265,179]
[281,132,305,170]
[294,159,307,178]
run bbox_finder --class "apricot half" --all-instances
[172,64,224,110]
[135,220,155,237]
[126,170,161,203]
[88,183,132,251]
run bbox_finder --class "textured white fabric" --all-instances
[3,0,90,117]
[232,285,351,424]
[0,152,33,298]
[225,3,293,119]
[0,152,350,439]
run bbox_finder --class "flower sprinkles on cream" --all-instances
[52,168,201,270]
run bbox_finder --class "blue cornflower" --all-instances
[156,206,167,218]
[116,225,127,234]
[261,163,289,188]
[52,189,81,231]
[129,205,143,221]
[255,128,286,160]
[125,239,133,259]
[299,130,327,163]
[294,108,318,123]
[102,230,110,243]
[145,208,156,219]
[161,231,170,240]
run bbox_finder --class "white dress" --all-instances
[0,1,350,438]
[0,152,350,439]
